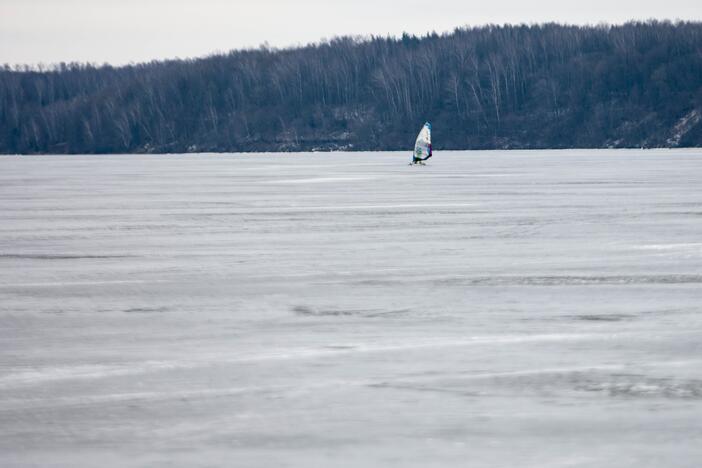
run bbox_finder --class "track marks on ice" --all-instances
[292,305,410,318]
[0,254,134,260]
[0,332,624,389]
[353,274,702,287]
[373,366,702,401]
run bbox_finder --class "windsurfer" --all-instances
[411,122,432,165]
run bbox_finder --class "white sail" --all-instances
[413,122,432,162]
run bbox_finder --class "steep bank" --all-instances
[1,21,701,154]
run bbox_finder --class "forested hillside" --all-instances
[1,21,701,154]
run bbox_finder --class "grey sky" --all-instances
[1,0,700,65]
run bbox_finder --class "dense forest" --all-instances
[1,21,701,154]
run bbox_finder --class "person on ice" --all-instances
[413,142,432,164]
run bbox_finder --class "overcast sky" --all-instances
[1,0,700,65]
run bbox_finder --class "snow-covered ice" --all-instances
[1,149,702,467]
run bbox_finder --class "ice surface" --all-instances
[1,149,702,467]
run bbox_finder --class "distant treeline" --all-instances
[1,21,702,154]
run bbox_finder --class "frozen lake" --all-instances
[1,149,702,467]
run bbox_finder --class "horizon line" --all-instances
[3,18,698,71]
